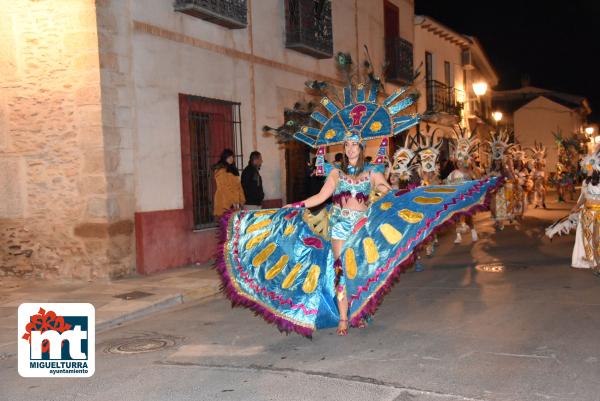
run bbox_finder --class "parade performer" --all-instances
[413,129,443,265]
[511,145,528,221]
[216,80,500,337]
[546,149,600,275]
[386,134,421,190]
[445,125,480,243]
[528,142,547,209]
[571,150,600,273]
[486,130,515,231]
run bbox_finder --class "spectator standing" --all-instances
[213,149,245,218]
[241,151,264,210]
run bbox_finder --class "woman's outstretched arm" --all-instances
[284,170,338,208]
[371,171,392,195]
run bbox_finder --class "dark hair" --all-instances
[334,153,343,163]
[585,170,600,186]
[214,148,239,176]
[248,151,261,166]
[341,144,365,176]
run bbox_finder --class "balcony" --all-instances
[426,80,464,117]
[285,0,333,59]
[385,36,413,84]
[173,0,247,29]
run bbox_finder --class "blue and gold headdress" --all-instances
[293,81,419,175]
[294,83,419,148]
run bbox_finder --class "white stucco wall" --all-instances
[127,0,414,210]
[413,22,465,117]
[514,96,584,172]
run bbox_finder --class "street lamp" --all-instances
[492,111,503,122]
[472,81,488,97]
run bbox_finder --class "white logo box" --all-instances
[18,303,95,378]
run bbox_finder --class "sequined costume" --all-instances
[486,130,515,229]
[330,169,374,240]
[216,81,500,337]
[572,152,600,270]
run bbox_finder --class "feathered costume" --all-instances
[486,130,515,227]
[216,81,499,337]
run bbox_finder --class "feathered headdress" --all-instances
[293,83,419,148]
[486,129,514,161]
[451,125,479,164]
[389,134,420,181]
[526,141,546,162]
[580,148,600,174]
[415,127,443,173]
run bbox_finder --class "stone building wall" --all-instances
[0,0,133,279]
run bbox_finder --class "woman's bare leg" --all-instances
[332,239,348,335]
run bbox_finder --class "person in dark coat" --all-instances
[241,151,264,210]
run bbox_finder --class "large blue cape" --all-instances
[216,177,499,337]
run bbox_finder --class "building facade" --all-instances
[1,0,418,279]
[413,15,499,163]
[492,86,592,172]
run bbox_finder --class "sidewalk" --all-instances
[0,264,221,350]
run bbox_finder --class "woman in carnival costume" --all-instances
[486,130,515,231]
[386,134,421,191]
[528,142,547,209]
[216,80,500,337]
[570,149,600,274]
[445,125,480,243]
[510,145,529,222]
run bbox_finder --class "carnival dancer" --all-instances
[216,79,500,338]
[413,129,443,268]
[445,125,480,243]
[528,142,547,209]
[486,130,515,231]
[546,149,600,275]
[386,134,421,190]
[511,145,529,222]
[570,152,600,273]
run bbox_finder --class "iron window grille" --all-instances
[189,98,243,229]
[285,0,333,59]
[174,0,248,29]
[385,36,414,84]
[426,80,464,117]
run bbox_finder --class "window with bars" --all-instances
[187,98,243,229]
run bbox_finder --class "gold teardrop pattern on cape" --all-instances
[423,187,457,193]
[254,210,277,217]
[345,248,357,279]
[398,209,424,224]
[363,237,379,264]
[252,243,276,267]
[380,223,403,244]
[246,219,272,233]
[379,202,393,211]
[413,196,443,205]
[282,263,303,289]
[246,230,272,250]
[265,255,289,280]
[284,224,296,236]
[302,265,321,294]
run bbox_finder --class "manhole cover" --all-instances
[113,291,154,300]
[105,336,178,354]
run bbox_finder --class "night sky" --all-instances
[415,0,600,120]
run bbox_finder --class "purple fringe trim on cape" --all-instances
[348,177,502,327]
[213,208,315,338]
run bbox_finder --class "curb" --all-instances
[97,286,221,333]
